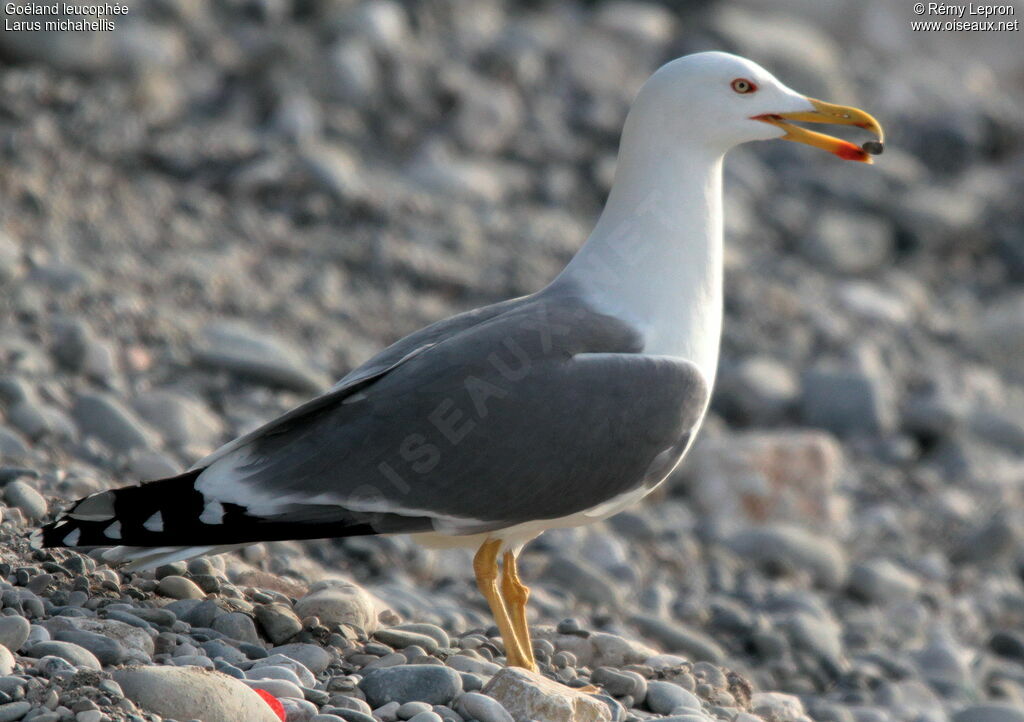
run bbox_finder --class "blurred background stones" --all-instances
[0,1,1023,721]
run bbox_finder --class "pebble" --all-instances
[397,701,433,719]
[951,704,1024,722]
[848,559,921,604]
[629,615,725,664]
[359,665,463,708]
[484,667,611,722]
[456,691,514,722]
[70,392,158,452]
[24,640,101,670]
[375,628,440,655]
[0,702,32,722]
[801,366,894,436]
[645,681,702,715]
[113,665,282,722]
[294,582,378,633]
[53,629,128,665]
[726,524,849,588]
[192,322,327,393]
[212,612,261,645]
[255,603,302,645]
[3,481,47,520]
[407,713,443,722]
[156,576,207,600]
[0,617,30,652]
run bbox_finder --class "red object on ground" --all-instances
[255,688,286,721]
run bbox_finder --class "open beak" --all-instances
[754,98,885,163]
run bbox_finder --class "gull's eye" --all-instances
[731,78,757,94]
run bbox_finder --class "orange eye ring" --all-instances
[731,78,757,94]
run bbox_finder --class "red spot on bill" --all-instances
[834,141,871,162]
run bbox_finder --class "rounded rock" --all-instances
[0,616,30,652]
[3,480,47,520]
[359,665,463,708]
[457,691,515,722]
[646,681,702,716]
[25,640,101,670]
[157,575,206,600]
[295,581,377,633]
[113,665,282,722]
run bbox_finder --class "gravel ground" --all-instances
[1,1,1023,721]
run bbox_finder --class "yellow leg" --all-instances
[501,550,538,672]
[474,539,530,669]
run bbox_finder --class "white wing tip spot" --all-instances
[64,528,81,546]
[143,511,164,533]
[105,521,122,540]
[199,500,225,525]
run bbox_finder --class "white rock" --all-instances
[484,667,610,722]
[751,692,813,722]
[295,579,378,633]
[113,666,281,722]
[681,430,846,533]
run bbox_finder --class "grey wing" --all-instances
[194,294,709,533]
[192,293,532,471]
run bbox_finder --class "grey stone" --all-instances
[849,559,921,604]
[0,647,12,676]
[295,581,377,633]
[250,654,316,687]
[629,615,725,664]
[54,628,128,665]
[126,448,181,479]
[157,576,206,600]
[542,556,622,609]
[0,427,30,458]
[255,603,302,645]
[716,356,799,424]
[3,480,47,520]
[212,612,260,645]
[392,624,450,650]
[270,642,332,674]
[114,665,281,722]
[71,392,158,452]
[193,321,327,393]
[801,367,894,436]
[244,677,305,701]
[328,39,379,107]
[397,702,433,720]
[800,210,893,274]
[0,702,32,722]
[973,293,1024,370]
[375,628,440,655]
[359,665,463,707]
[0,617,29,652]
[25,640,101,670]
[646,681,702,715]
[456,691,514,722]
[281,696,320,722]
[952,704,1024,722]
[726,524,848,588]
[407,713,443,722]
[590,667,647,704]
[130,391,222,448]
[35,654,78,679]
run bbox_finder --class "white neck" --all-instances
[551,134,725,385]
